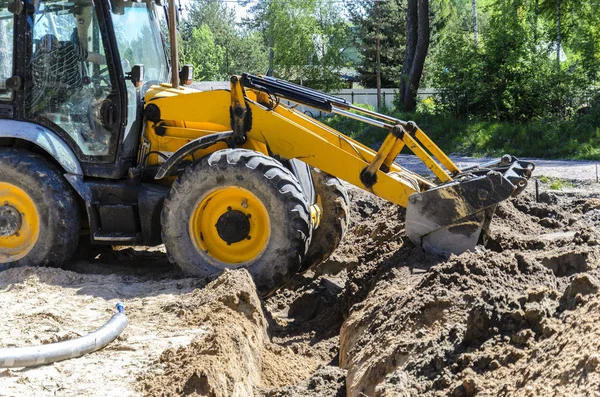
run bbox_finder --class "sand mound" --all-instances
[140,269,318,396]
[339,186,600,396]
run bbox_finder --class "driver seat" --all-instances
[29,31,87,112]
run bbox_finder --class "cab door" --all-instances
[24,0,123,167]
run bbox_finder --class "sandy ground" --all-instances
[0,256,208,397]
[1,162,600,396]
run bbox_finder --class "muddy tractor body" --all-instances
[0,0,533,294]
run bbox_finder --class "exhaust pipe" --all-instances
[0,303,128,368]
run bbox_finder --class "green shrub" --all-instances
[430,0,590,123]
[321,106,600,160]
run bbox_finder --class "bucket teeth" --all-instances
[406,171,519,257]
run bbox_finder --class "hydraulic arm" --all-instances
[238,74,534,256]
[146,74,534,257]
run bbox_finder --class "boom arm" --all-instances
[237,74,535,256]
[145,75,534,257]
[240,74,461,185]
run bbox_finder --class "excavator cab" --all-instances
[15,0,167,171]
[0,0,533,295]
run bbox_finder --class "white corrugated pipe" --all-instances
[0,302,128,368]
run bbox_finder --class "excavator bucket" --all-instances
[406,156,535,257]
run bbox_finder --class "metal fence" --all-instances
[190,81,438,117]
[329,88,438,109]
[290,88,439,118]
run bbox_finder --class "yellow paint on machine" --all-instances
[189,186,271,264]
[0,182,40,262]
[142,85,427,207]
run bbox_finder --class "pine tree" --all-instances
[348,0,406,88]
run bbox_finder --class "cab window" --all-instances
[0,4,13,100]
[26,0,118,158]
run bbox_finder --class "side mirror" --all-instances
[179,65,193,86]
[128,64,144,88]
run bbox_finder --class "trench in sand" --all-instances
[1,180,600,396]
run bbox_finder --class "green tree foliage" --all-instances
[175,0,599,129]
[180,25,224,81]
[431,0,595,122]
[551,0,600,82]
[347,0,406,88]
[537,0,578,65]
[245,0,351,90]
[179,0,269,79]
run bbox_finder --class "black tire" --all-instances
[0,148,80,270]
[299,168,350,272]
[161,149,311,296]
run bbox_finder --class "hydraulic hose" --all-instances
[0,302,128,368]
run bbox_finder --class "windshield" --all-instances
[110,0,169,84]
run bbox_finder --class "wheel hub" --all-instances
[189,186,271,264]
[0,205,22,237]
[216,209,251,244]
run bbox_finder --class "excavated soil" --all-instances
[1,177,600,396]
[339,184,600,396]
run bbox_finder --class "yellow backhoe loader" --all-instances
[0,0,533,294]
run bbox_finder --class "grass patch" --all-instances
[320,109,600,160]
[538,176,573,190]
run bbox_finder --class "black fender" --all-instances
[154,131,234,179]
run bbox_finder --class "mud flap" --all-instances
[406,172,515,257]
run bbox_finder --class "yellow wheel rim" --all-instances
[0,182,40,263]
[189,186,271,265]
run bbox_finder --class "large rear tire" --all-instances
[161,149,312,296]
[0,148,80,269]
[299,168,350,272]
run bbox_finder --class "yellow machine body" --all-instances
[139,76,534,258]
[144,84,429,207]
[0,0,535,286]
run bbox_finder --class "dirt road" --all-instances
[1,161,600,396]
[397,154,600,181]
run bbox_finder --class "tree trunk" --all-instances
[556,0,561,66]
[401,0,429,111]
[267,36,274,76]
[399,0,418,107]
[375,1,382,110]
[472,0,478,47]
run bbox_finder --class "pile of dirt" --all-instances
[140,269,320,396]
[140,269,270,396]
[253,187,407,396]
[3,179,600,397]
[171,182,600,396]
[339,188,600,396]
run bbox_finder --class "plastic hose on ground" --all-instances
[0,302,128,368]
